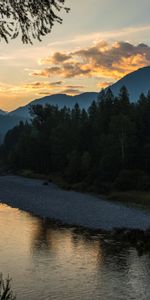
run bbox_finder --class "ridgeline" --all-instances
[1,86,150,201]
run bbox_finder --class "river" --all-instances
[0,204,150,300]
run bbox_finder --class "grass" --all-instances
[108,191,150,211]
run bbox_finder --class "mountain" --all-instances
[1,66,150,142]
[0,92,98,142]
[0,109,7,115]
[108,66,150,101]
[0,114,27,143]
[9,92,98,119]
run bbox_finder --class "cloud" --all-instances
[31,41,150,81]
[31,67,61,77]
[65,85,84,89]
[0,81,62,96]
[41,52,72,64]
[97,81,114,89]
[0,80,84,111]
[37,92,53,96]
[23,81,63,90]
[48,25,150,48]
[0,80,84,99]
[61,88,82,95]
[31,64,91,78]
[23,81,84,96]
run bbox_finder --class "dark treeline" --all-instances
[1,86,150,193]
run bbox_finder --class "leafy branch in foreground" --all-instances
[0,274,16,300]
[0,0,70,43]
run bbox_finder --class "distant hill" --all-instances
[108,66,150,101]
[0,114,27,143]
[9,92,98,119]
[0,92,98,142]
[0,109,7,115]
[1,66,150,141]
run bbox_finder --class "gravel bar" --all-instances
[0,175,150,230]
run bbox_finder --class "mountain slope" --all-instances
[1,66,150,141]
[9,92,98,119]
[108,66,150,101]
[0,114,26,143]
[0,92,98,142]
[0,109,7,115]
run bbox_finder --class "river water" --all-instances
[0,203,150,300]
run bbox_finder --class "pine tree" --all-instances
[118,86,130,114]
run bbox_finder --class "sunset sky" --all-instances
[1,0,150,111]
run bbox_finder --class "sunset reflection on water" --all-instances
[0,204,150,300]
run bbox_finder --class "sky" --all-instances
[1,0,150,111]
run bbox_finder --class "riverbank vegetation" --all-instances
[108,191,150,211]
[1,86,150,203]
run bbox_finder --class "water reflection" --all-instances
[0,204,150,300]
[31,219,103,276]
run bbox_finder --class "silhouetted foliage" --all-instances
[0,274,16,300]
[1,86,150,193]
[0,0,69,43]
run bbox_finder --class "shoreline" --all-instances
[1,175,150,231]
[17,170,150,212]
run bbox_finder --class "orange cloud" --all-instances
[40,52,72,64]
[0,80,85,110]
[0,81,84,94]
[61,88,82,95]
[31,41,150,81]
[31,67,61,77]
[97,81,114,89]
[23,81,63,90]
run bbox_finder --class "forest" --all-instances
[1,86,150,194]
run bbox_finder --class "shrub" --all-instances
[93,179,111,194]
[20,169,34,178]
[0,274,16,300]
[113,170,150,191]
